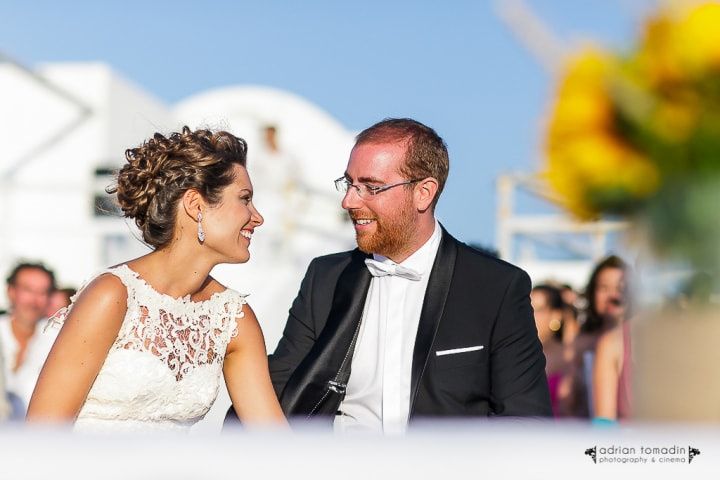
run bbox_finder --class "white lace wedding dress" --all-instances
[54,264,246,433]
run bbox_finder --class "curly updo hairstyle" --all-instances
[108,126,248,249]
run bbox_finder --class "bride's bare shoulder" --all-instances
[67,273,128,320]
[86,271,127,297]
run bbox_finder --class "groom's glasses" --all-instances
[334,177,422,198]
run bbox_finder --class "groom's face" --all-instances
[341,141,419,261]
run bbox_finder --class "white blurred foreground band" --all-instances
[2,420,719,479]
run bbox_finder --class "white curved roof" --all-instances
[174,85,355,190]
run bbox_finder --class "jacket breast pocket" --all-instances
[433,346,486,371]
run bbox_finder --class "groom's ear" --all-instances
[181,189,205,219]
[415,177,439,212]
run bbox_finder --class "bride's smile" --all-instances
[197,163,264,265]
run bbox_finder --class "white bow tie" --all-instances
[364,258,422,281]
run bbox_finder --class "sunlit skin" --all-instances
[342,142,439,263]
[27,164,287,427]
[7,268,53,371]
[591,266,627,420]
[593,323,626,420]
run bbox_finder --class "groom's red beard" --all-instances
[349,198,416,259]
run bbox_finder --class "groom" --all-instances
[228,118,551,432]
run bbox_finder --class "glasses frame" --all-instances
[334,176,424,198]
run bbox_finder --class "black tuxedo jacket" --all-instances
[226,227,551,425]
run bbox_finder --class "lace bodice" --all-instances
[57,265,245,432]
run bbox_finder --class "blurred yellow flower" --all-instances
[674,2,720,75]
[637,13,685,87]
[544,2,718,223]
[547,48,614,143]
[638,2,720,86]
[546,133,660,219]
[651,94,701,142]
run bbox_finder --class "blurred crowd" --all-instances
[0,254,632,424]
[530,255,630,422]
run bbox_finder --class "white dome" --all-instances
[174,85,355,190]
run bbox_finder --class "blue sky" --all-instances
[0,0,652,247]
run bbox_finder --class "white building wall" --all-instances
[0,62,172,301]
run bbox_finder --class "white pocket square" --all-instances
[435,345,484,356]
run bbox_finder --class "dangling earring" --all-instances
[197,212,205,243]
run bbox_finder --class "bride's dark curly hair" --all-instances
[108,126,248,249]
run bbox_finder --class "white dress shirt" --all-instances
[0,315,58,416]
[335,220,442,434]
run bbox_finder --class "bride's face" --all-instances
[202,164,263,263]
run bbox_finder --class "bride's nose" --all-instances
[250,203,264,227]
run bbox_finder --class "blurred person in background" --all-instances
[0,339,10,421]
[45,287,76,319]
[574,255,628,418]
[531,284,586,417]
[558,284,581,346]
[581,256,627,335]
[247,124,303,257]
[0,262,58,418]
[591,258,632,422]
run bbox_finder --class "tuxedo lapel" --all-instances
[280,249,372,417]
[409,227,458,415]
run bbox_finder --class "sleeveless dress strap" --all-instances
[44,265,135,331]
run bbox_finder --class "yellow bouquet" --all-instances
[544,1,720,273]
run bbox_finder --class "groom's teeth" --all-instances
[356,219,374,225]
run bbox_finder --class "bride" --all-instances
[26,127,286,431]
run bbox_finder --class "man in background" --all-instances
[0,262,58,418]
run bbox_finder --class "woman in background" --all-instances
[576,255,629,420]
[591,258,631,421]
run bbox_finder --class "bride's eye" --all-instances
[239,195,251,205]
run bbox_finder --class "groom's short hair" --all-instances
[355,118,449,209]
